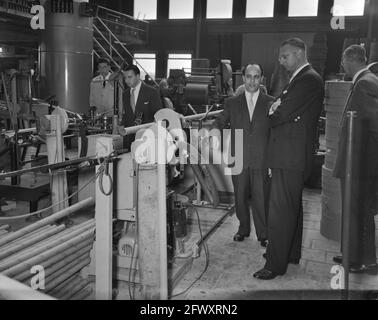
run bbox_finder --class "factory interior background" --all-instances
[0,0,378,301]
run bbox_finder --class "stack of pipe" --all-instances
[0,198,95,300]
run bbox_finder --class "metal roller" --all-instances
[184,83,209,105]
[187,76,213,84]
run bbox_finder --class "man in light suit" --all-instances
[89,58,118,116]
[332,45,378,274]
[121,65,162,150]
[213,64,274,246]
[254,38,324,279]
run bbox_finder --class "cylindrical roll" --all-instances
[184,83,209,105]
[39,1,93,113]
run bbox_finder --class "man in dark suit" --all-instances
[213,64,274,246]
[254,38,324,280]
[121,65,162,150]
[332,45,378,274]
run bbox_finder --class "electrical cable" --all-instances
[169,203,210,299]
[128,163,139,300]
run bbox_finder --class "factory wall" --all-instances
[89,0,374,81]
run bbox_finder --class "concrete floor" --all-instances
[171,188,378,300]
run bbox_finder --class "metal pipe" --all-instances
[157,123,168,300]
[59,279,91,300]
[2,220,93,262]
[2,225,55,249]
[118,110,223,137]
[0,221,94,268]
[341,111,356,300]
[4,238,93,277]
[21,250,90,285]
[0,197,94,247]
[44,257,91,293]
[0,225,66,260]
[0,274,55,300]
[0,225,95,271]
[0,225,9,231]
[70,285,93,300]
[196,205,235,247]
[14,244,93,282]
[41,254,90,287]
[49,275,82,298]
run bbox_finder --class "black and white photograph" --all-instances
[0,0,378,306]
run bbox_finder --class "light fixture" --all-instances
[0,47,3,53]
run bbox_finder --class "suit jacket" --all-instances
[213,90,274,170]
[266,65,324,179]
[121,82,162,149]
[333,70,378,179]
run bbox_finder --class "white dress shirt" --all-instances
[245,89,260,121]
[289,63,310,83]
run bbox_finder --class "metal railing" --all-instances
[92,10,157,84]
[0,0,32,17]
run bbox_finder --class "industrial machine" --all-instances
[167,59,233,115]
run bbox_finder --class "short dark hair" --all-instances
[343,45,367,64]
[124,65,141,76]
[98,58,110,65]
[281,38,307,51]
[241,63,264,77]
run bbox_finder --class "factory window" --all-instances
[169,0,194,19]
[167,54,192,77]
[133,53,156,79]
[288,0,318,17]
[134,0,157,20]
[206,0,233,19]
[246,0,274,18]
[333,0,365,16]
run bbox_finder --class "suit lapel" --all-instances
[134,83,145,114]
[239,93,251,122]
[280,65,312,98]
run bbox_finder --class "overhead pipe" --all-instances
[341,111,356,300]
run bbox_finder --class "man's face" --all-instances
[124,70,140,88]
[98,62,110,77]
[279,45,301,73]
[243,64,262,93]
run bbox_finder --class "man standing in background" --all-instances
[121,65,162,150]
[89,58,118,116]
[332,45,378,275]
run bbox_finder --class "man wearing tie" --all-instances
[253,38,324,280]
[332,45,378,274]
[121,65,162,150]
[213,64,274,246]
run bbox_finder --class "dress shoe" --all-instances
[349,264,378,275]
[233,233,249,242]
[262,253,299,264]
[253,268,278,280]
[259,239,268,248]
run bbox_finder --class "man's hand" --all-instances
[268,168,272,178]
[269,98,281,115]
